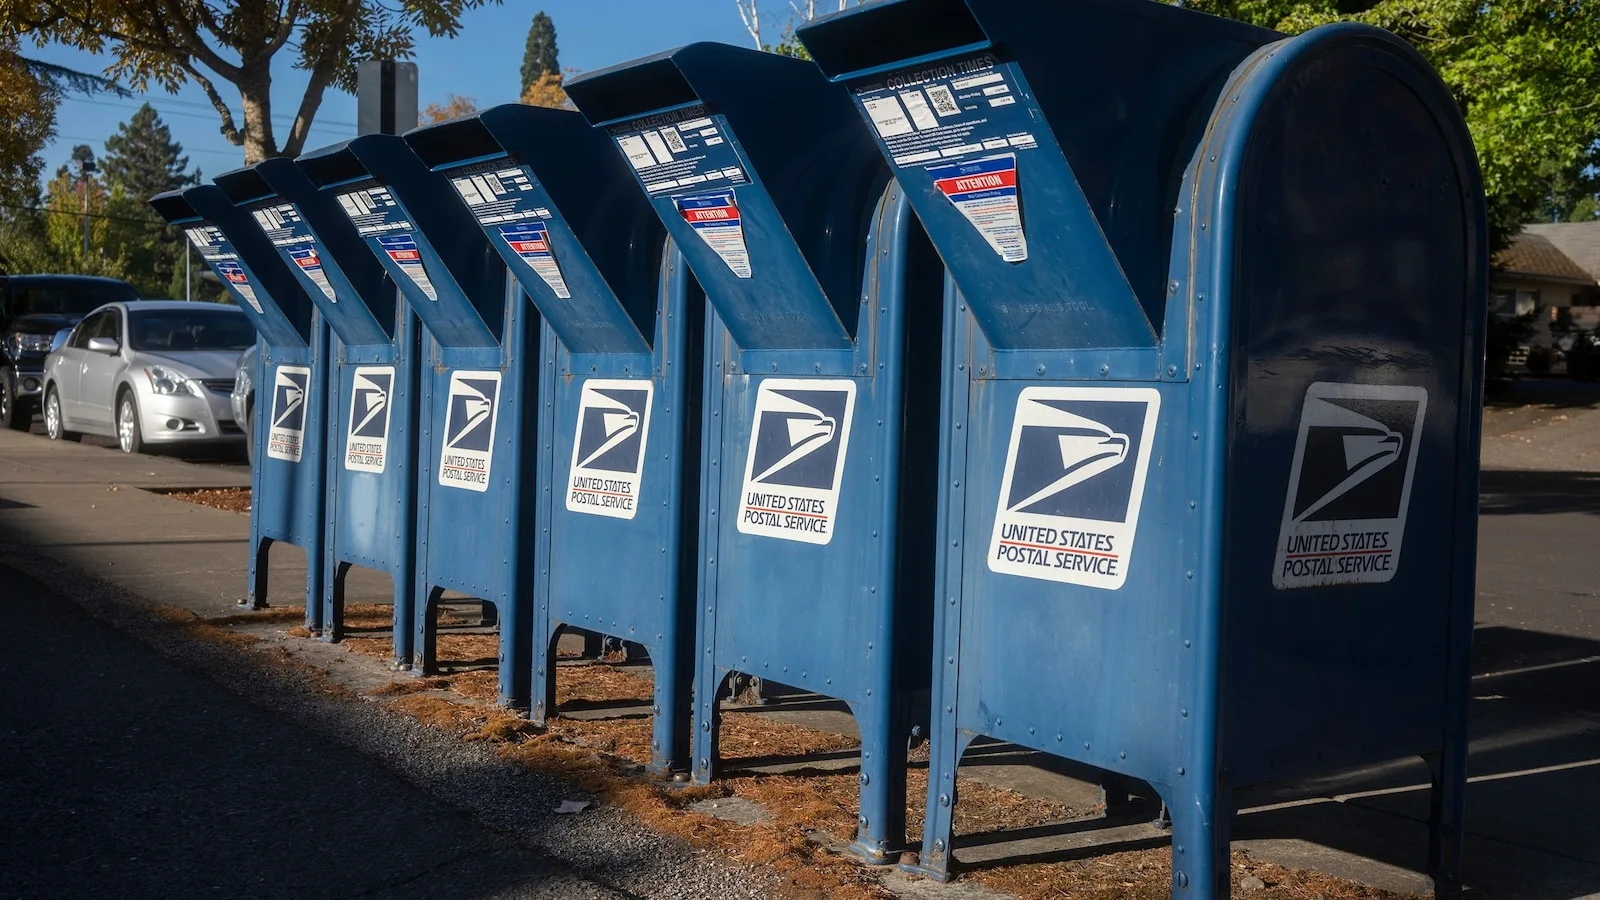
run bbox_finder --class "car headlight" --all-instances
[7,332,53,357]
[144,365,196,396]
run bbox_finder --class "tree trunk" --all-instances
[236,61,278,164]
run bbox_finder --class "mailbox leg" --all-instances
[415,585,442,676]
[1169,780,1232,898]
[692,667,729,785]
[647,634,691,778]
[531,625,560,727]
[1425,748,1467,897]
[323,561,350,642]
[848,701,908,864]
[247,536,272,613]
[902,728,976,881]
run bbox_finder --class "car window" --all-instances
[12,280,139,318]
[128,309,255,352]
[68,311,108,349]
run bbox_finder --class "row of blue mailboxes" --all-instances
[153,1,1485,895]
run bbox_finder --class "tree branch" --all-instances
[283,0,360,157]
[156,0,244,81]
[184,63,244,146]
[268,0,304,56]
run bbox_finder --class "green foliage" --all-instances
[521,11,559,94]
[1178,0,1600,252]
[100,104,198,296]
[0,40,57,210]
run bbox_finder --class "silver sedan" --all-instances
[42,301,253,453]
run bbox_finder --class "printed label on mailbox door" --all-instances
[288,247,338,303]
[675,190,751,278]
[438,371,501,492]
[267,365,311,463]
[213,260,265,315]
[566,380,654,520]
[375,233,439,302]
[927,154,1027,262]
[344,366,394,474]
[1272,383,1427,589]
[498,222,571,299]
[737,379,856,545]
[988,387,1161,589]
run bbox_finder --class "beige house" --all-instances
[1501,223,1600,349]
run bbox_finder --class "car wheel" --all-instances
[44,388,78,442]
[1,378,29,431]
[117,391,144,454]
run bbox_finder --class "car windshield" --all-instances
[13,280,139,317]
[128,308,255,352]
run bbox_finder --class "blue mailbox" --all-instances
[403,104,702,774]
[294,134,536,706]
[213,161,422,667]
[802,0,1487,894]
[150,187,330,624]
[569,44,945,858]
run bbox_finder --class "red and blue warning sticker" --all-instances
[287,247,338,303]
[497,221,571,299]
[926,153,1028,263]
[213,260,265,314]
[375,233,439,302]
[674,189,751,278]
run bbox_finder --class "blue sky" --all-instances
[33,1,774,180]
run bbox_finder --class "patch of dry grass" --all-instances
[555,663,653,706]
[161,486,251,513]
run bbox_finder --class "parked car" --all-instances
[0,274,141,430]
[231,342,260,463]
[43,301,253,453]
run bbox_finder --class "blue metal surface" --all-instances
[405,103,703,775]
[803,2,1486,896]
[296,135,534,707]
[149,187,330,625]
[570,45,945,861]
[215,160,423,668]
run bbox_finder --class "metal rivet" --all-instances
[939,793,950,807]
[1186,570,1194,580]
[1178,767,1186,776]
[1099,364,1110,376]
[1181,708,1189,717]
[1167,279,1179,294]
[1036,364,1045,375]
[1167,365,1177,377]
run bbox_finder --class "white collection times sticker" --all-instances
[266,365,311,463]
[988,387,1160,590]
[438,371,502,492]
[1272,383,1427,589]
[344,366,394,474]
[566,380,653,520]
[737,379,857,545]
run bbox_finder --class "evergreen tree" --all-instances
[521,12,559,95]
[101,104,198,297]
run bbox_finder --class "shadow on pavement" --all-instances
[1480,470,1600,517]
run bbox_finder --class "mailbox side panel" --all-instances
[1216,31,1485,783]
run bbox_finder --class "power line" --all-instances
[61,95,358,130]
[1,202,168,228]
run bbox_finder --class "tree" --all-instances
[422,93,478,124]
[5,1,502,164]
[1177,0,1600,253]
[101,103,199,296]
[0,40,57,210]
[520,11,558,95]
[13,149,132,278]
[734,1,852,55]
[520,71,570,110]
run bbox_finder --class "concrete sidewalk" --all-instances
[2,424,1598,898]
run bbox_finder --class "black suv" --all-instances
[1,275,142,430]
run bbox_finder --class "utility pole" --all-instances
[76,158,96,258]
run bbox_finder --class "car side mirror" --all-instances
[50,328,71,353]
[86,336,119,354]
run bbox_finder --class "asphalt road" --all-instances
[0,565,625,900]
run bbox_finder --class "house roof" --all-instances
[1522,221,1600,283]
[1495,229,1597,284]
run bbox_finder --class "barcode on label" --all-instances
[661,127,688,154]
[926,84,960,117]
